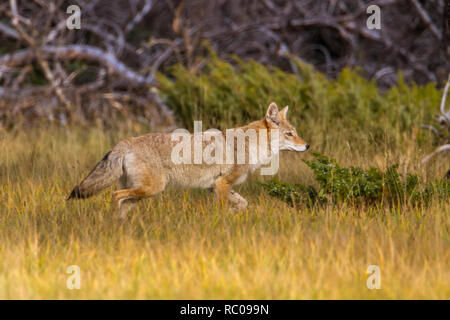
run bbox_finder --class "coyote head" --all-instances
[265,102,309,152]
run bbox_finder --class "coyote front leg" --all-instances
[214,177,248,211]
[227,190,248,211]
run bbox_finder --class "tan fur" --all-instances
[68,102,309,218]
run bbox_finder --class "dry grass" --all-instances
[0,125,448,299]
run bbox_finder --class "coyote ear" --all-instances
[266,102,280,128]
[280,106,289,120]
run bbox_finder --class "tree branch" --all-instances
[0,45,157,86]
[411,0,442,41]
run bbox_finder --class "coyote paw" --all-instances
[228,190,248,212]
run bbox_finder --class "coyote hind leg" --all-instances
[112,176,138,218]
[113,197,139,219]
[112,173,166,219]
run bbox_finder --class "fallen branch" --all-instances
[125,0,153,34]
[439,73,450,122]
[422,73,450,163]
[411,0,442,41]
[421,144,450,163]
[9,0,72,110]
[0,45,156,86]
[0,21,19,39]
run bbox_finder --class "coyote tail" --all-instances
[67,150,123,200]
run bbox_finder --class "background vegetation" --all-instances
[0,0,448,126]
[261,153,449,207]
[0,120,448,299]
[1,57,449,298]
[159,50,441,137]
[0,0,448,300]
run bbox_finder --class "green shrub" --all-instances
[258,179,321,207]
[260,153,449,207]
[158,47,441,144]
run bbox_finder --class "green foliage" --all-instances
[261,153,450,207]
[158,48,440,142]
[258,179,320,207]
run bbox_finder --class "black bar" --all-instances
[0,300,447,319]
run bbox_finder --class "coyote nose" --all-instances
[305,144,310,150]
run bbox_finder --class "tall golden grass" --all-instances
[0,125,448,299]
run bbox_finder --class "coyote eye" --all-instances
[286,132,294,137]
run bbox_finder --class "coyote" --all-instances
[68,102,309,218]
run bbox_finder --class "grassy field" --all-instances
[0,125,448,299]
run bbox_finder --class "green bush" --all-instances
[260,153,450,207]
[258,179,320,208]
[158,47,441,144]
